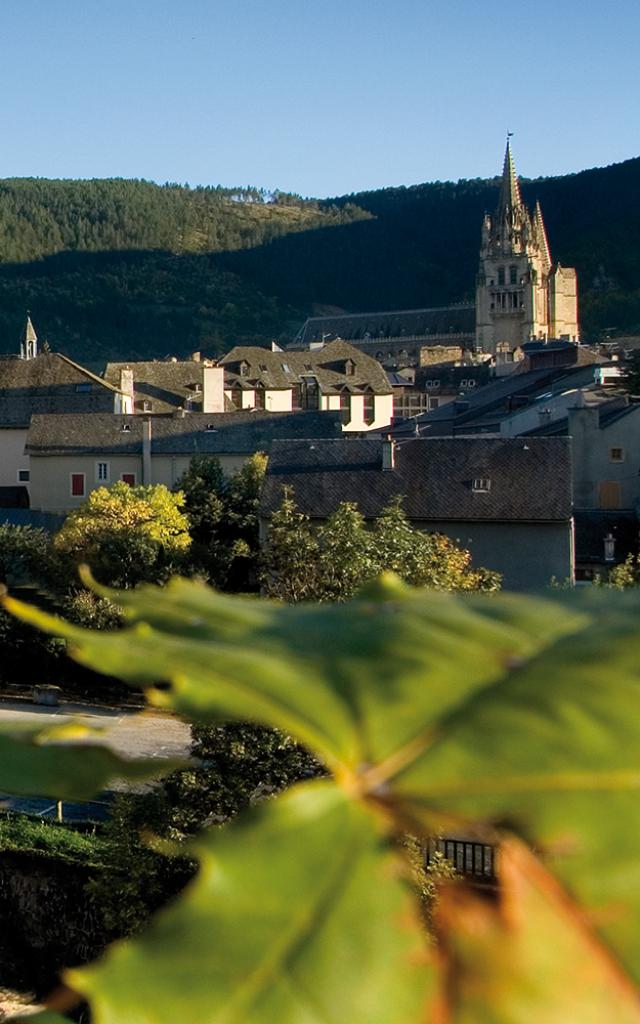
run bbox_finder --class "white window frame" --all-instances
[70,472,86,498]
[95,461,110,483]
[472,477,491,493]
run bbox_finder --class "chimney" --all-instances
[118,367,135,414]
[202,365,225,413]
[382,435,396,471]
[142,417,152,485]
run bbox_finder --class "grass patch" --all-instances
[0,814,109,867]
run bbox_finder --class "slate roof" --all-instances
[401,365,598,436]
[104,361,230,414]
[294,305,476,345]
[221,340,391,395]
[261,437,572,523]
[0,353,122,427]
[26,411,342,457]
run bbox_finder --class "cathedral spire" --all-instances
[497,136,523,218]
[533,200,552,270]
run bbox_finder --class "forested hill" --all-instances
[0,159,637,361]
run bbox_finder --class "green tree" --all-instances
[621,350,640,395]
[91,721,322,939]
[53,482,191,588]
[261,492,500,601]
[176,453,267,591]
[259,487,319,602]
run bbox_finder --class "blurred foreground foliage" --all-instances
[6,575,640,1022]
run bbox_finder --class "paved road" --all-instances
[0,699,194,820]
[0,698,192,761]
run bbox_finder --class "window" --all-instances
[281,363,290,372]
[363,392,375,425]
[193,383,202,393]
[75,383,92,393]
[122,423,132,432]
[17,469,29,483]
[509,265,518,285]
[345,359,355,377]
[426,379,440,388]
[71,473,85,497]
[472,478,491,493]
[259,363,268,372]
[141,401,152,412]
[497,267,505,286]
[300,378,319,410]
[121,473,136,486]
[96,462,109,482]
[205,423,217,432]
[340,391,351,421]
[599,480,621,509]
[610,447,624,463]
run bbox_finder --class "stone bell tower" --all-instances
[475,140,579,352]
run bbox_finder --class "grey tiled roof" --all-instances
[295,305,476,344]
[221,340,391,395]
[26,411,342,457]
[0,353,120,427]
[104,361,225,414]
[261,437,572,522]
[404,365,598,436]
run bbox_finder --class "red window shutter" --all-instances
[121,474,136,486]
[71,473,85,497]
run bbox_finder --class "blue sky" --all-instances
[0,0,638,197]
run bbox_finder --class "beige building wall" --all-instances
[0,429,29,489]
[264,389,293,413]
[29,451,257,512]
[343,393,393,432]
[29,455,143,513]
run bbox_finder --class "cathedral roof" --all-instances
[533,200,552,269]
[497,139,524,218]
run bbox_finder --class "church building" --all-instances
[475,140,579,352]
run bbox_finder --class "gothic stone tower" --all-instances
[475,141,579,352]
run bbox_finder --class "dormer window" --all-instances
[345,359,355,377]
[142,401,152,412]
[193,383,202,393]
[472,478,491,493]
[239,361,249,377]
[122,423,132,432]
[281,362,291,372]
[205,423,217,432]
[259,363,268,372]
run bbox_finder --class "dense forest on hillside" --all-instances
[0,159,637,360]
